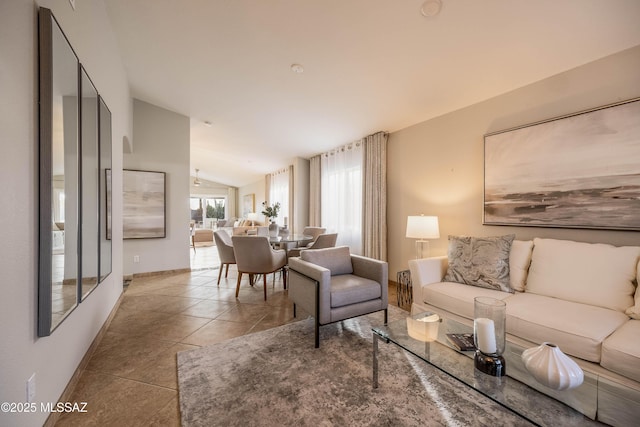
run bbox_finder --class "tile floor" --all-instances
[55,246,404,426]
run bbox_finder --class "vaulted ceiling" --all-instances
[104,0,640,187]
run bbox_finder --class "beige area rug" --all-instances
[177,307,595,427]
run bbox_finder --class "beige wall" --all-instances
[124,99,191,275]
[387,45,640,277]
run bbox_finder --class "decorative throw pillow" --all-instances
[443,234,515,293]
[301,246,353,276]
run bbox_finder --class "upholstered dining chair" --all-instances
[287,233,338,258]
[213,230,236,285]
[232,235,287,301]
[288,246,388,347]
[300,226,325,245]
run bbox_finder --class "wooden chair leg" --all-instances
[217,264,224,285]
[283,267,287,289]
[235,272,242,298]
[263,274,268,301]
[225,264,230,277]
[293,303,297,318]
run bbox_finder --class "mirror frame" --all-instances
[80,65,100,301]
[38,8,113,336]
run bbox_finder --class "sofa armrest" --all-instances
[409,256,448,304]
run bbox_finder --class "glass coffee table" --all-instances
[372,313,599,426]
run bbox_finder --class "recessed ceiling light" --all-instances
[421,0,442,17]
[290,63,304,73]
[203,121,212,127]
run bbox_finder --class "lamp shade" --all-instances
[406,215,440,239]
[247,212,259,222]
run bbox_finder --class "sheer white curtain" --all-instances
[268,167,290,227]
[321,142,363,254]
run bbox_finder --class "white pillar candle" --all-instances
[475,317,497,354]
[284,217,288,226]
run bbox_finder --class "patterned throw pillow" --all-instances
[443,234,515,293]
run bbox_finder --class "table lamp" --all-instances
[406,215,440,259]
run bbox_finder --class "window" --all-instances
[269,168,289,226]
[190,197,226,227]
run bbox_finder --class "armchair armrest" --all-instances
[288,257,332,323]
[351,254,388,305]
[351,255,388,288]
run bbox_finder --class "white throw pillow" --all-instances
[625,260,640,319]
[510,240,534,292]
[526,238,640,312]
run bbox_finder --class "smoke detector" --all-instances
[421,0,442,17]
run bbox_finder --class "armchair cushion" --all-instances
[330,275,381,308]
[301,246,353,276]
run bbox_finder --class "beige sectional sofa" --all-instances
[409,237,640,426]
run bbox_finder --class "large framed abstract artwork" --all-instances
[123,169,167,239]
[242,193,255,217]
[484,98,640,231]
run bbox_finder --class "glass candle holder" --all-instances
[474,296,506,376]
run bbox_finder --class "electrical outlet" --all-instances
[27,373,36,403]
[133,255,140,263]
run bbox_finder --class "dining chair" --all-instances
[213,230,236,285]
[232,235,287,301]
[287,233,338,258]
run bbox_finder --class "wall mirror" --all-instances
[38,8,112,336]
[80,67,99,300]
[39,8,79,335]
[99,97,112,282]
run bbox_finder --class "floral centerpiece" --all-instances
[261,201,281,223]
[261,201,281,237]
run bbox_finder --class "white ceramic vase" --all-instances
[268,221,279,237]
[521,342,584,390]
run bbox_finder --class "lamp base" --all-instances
[474,350,506,377]
[415,240,431,259]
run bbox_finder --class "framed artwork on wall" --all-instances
[123,169,166,238]
[484,98,640,231]
[242,193,255,217]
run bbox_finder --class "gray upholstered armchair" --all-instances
[288,246,388,347]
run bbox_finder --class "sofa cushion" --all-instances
[601,320,640,383]
[506,293,629,363]
[510,240,534,292]
[624,260,640,319]
[443,234,515,293]
[526,238,640,312]
[330,274,380,308]
[421,282,512,319]
[301,246,353,276]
